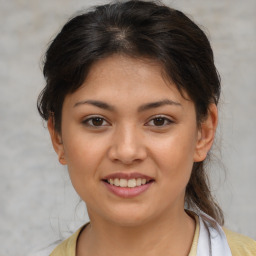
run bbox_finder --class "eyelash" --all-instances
[82,115,173,128]
[145,116,173,127]
[82,116,110,127]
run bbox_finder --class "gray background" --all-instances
[0,0,255,255]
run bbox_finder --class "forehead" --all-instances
[64,54,191,109]
[83,55,183,95]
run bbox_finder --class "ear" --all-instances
[47,117,67,165]
[194,104,218,162]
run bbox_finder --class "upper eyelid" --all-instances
[83,114,108,121]
[81,114,174,124]
[144,115,174,126]
[82,115,110,126]
[146,114,174,122]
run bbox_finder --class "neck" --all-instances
[77,209,195,256]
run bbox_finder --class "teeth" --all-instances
[107,178,150,187]
[114,178,120,186]
[119,179,128,187]
[128,179,136,188]
[136,178,142,186]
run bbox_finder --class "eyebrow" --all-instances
[73,99,181,112]
[138,99,182,112]
[74,100,115,111]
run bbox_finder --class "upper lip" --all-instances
[102,172,154,181]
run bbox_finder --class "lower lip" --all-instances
[103,181,153,198]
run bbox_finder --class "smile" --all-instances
[106,178,148,188]
[102,173,154,198]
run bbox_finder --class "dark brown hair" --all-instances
[38,0,223,224]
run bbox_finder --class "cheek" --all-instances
[63,136,104,203]
[148,127,197,184]
[61,129,107,184]
[150,131,197,166]
[62,122,105,162]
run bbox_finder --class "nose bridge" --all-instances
[108,122,146,164]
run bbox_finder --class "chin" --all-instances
[110,215,152,227]
[102,204,157,227]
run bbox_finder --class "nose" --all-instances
[107,124,147,165]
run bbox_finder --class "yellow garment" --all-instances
[223,228,256,256]
[188,214,199,256]
[50,220,256,256]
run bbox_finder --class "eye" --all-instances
[82,116,110,127]
[145,116,173,127]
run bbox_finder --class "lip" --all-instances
[102,172,154,181]
[102,172,155,198]
[103,181,154,198]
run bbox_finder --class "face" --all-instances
[49,55,216,227]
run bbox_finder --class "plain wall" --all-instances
[0,0,255,255]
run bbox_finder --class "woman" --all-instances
[36,1,256,255]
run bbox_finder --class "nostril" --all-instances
[107,140,147,164]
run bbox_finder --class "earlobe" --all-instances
[194,104,218,162]
[47,117,67,165]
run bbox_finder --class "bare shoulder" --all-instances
[223,228,256,256]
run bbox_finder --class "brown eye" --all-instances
[153,118,166,126]
[82,116,109,127]
[91,117,104,126]
[145,116,173,127]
